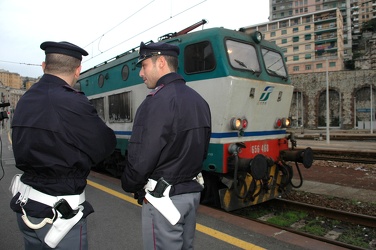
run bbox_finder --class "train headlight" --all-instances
[274,118,282,128]
[251,31,263,43]
[282,118,291,128]
[230,118,242,130]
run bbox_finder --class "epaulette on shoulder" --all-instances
[147,84,165,97]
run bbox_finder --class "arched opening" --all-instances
[318,89,340,127]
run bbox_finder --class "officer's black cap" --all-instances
[40,41,88,61]
[136,41,179,65]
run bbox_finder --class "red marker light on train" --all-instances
[242,119,248,129]
[274,118,282,128]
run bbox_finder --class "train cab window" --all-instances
[90,97,105,121]
[262,48,288,79]
[184,41,215,74]
[109,92,132,123]
[226,40,260,73]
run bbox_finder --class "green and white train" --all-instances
[78,20,313,211]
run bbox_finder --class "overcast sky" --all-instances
[0,0,269,78]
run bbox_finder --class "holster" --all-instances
[44,206,84,248]
[145,185,181,225]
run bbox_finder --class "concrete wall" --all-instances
[290,69,376,129]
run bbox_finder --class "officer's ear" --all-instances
[42,62,46,72]
[74,65,82,79]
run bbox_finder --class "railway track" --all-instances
[233,199,376,250]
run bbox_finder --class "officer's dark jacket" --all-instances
[10,74,116,218]
[121,72,211,196]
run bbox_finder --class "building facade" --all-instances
[243,8,345,75]
[0,69,22,89]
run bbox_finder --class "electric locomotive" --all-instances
[78,20,313,211]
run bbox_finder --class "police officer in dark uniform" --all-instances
[10,41,116,249]
[121,41,211,249]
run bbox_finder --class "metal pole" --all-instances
[371,84,373,134]
[354,97,357,129]
[326,58,330,144]
[296,92,298,128]
[301,92,304,133]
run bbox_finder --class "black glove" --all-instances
[134,189,146,205]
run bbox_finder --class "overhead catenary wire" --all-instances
[82,0,207,64]
[0,0,207,70]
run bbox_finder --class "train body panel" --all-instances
[78,23,313,211]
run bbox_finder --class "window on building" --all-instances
[293,46,299,52]
[271,31,276,37]
[305,44,311,50]
[282,29,287,35]
[282,38,288,44]
[293,27,299,33]
[305,34,311,40]
[316,5,321,11]
[305,25,311,30]
[293,66,299,71]
[329,62,336,67]
[293,36,299,42]
[305,65,312,70]
[305,54,311,59]
[293,55,299,61]
[316,63,323,69]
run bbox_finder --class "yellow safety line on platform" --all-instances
[87,179,264,250]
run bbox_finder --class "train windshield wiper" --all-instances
[234,59,256,74]
[266,68,288,80]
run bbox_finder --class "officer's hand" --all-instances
[134,190,145,205]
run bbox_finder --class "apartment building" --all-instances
[243,8,345,74]
[269,0,376,61]
[0,69,22,89]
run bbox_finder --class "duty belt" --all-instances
[10,174,85,208]
[10,174,86,247]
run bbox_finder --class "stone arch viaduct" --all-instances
[289,69,376,130]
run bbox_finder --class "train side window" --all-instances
[262,48,288,78]
[226,40,260,73]
[184,41,215,74]
[90,97,105,121]
[109,91,132,123]
[121,65,129,81]
[98,74,105,88]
